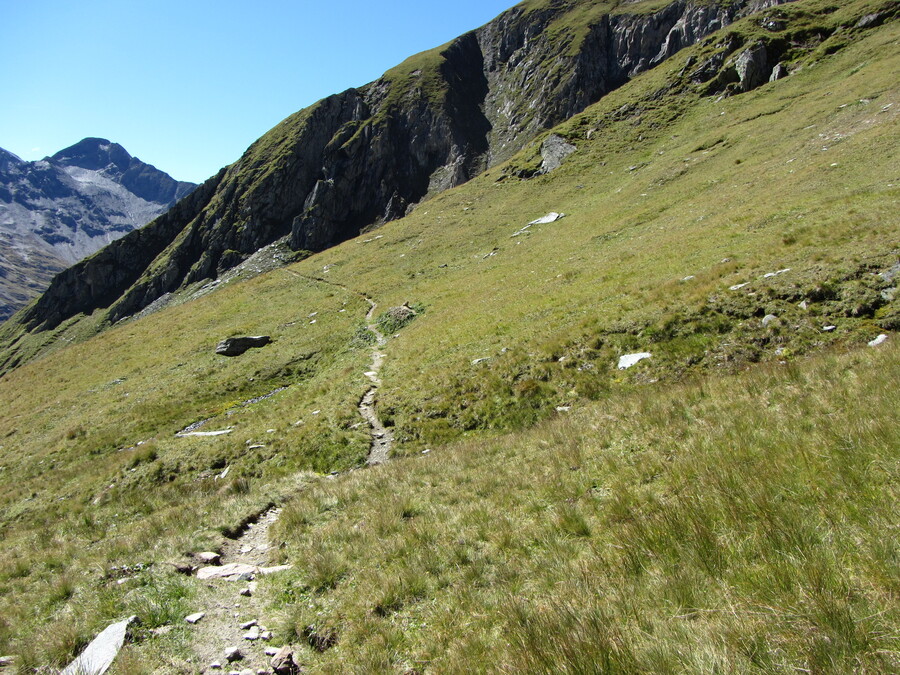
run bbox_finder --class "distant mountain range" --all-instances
[0,138,195,322]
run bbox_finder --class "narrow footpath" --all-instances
[188,276,393,672]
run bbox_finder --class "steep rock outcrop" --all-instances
[11,0,795,336]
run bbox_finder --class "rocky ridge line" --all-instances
[11,0,793,338]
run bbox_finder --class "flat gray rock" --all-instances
[61,616,137,675]
[540,134,577,173]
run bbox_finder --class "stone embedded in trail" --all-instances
[224,646,242,662]
[617,352,652,370]
[61,615,137,675]
[197,563,293,580]
[216,336,271,357]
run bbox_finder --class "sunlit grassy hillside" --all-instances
[0,0,897,670]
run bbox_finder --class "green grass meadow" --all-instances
[0,0,897,670]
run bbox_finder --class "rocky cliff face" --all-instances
[0,138,195,322]
[14,0,794,333]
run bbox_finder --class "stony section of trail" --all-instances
[359,297,393,464]
[187,275,394,671]
[189,508,285,673]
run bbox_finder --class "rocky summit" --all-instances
[0,138,195,322]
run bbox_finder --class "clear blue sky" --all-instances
[1,0,517,184]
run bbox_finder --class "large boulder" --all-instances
[215,336,271,357]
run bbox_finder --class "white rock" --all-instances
[61,616,138,675]
[265,647,279,656]
[556,406,571,412]
[185,612,205,624]
[823,325,836,332]
[224,646,242,662]
[197,552,221,564]
[244,626,261,641]
[176,429,233,438]
[763,268,791,279]
[240,619,258,630]
[761,314,778,327]
[868,334,888,347]
[617,353,652,370]
[730,282,749,290]
[209,663,222,670]
[528,212,564,225]
[472,357,490,365]
[197,563,259,580]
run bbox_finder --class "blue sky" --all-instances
[1,0,517,183]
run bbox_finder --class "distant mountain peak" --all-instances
[51,137,133,173]
[0,138,197,322]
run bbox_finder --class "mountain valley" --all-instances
[0,0,897,672]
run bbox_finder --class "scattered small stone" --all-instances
[239,588,252,597]
[265,647,279,657]
[617,352,652,370]
[556,406,572,412]
[261,631,272,641]
[240,620,258,630]
[730,282,749,290]
[823,325,836,332]
[798,300,809,310]
[472,357,490,365]
[244,626,261,641]
[763,268,791,279]
[0,656,15,668]
[271,646,301,675]
[185,612,205,624]
[197,552,221,565]
[422,449,431,454]
[224,646,242,662]
[172,563,194,575]
[761,314,778,327]
[681,275,696,282]
[868,334,888,347]
[209,663,222,670]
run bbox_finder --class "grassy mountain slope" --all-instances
[0,0,897,671]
